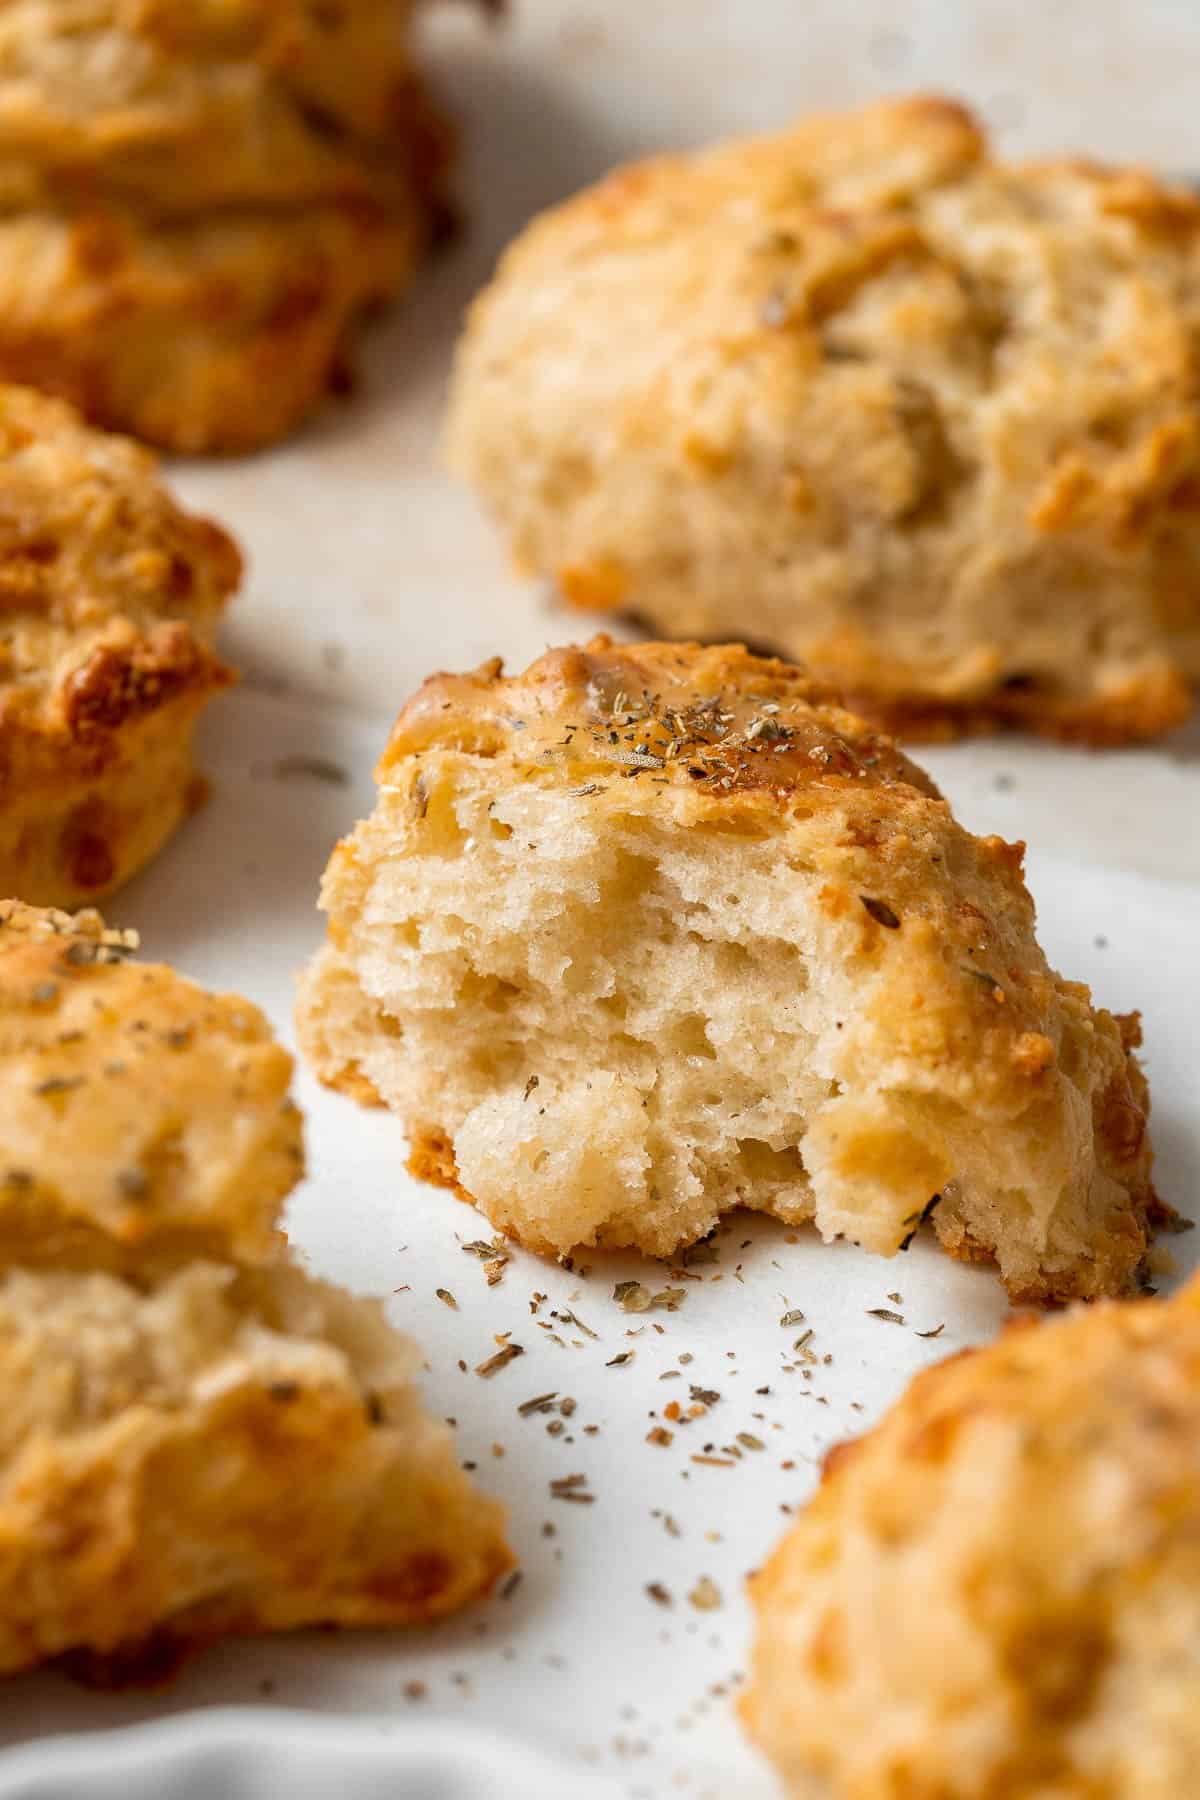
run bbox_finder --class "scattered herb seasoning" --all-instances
[550,1474,594,1504]
[461,1237,511,1285]
[898,1193,942,1252]
[963,965,1005,999]
[462,1238,508,1260]
[688,1577,722,1612]
[63,933,136,966]
[475,1343,524,1377]
[681,1236,720,1267]
[860,895,901,929]
[867,1308,905,1325]
[518,1391,558,1417]
[33,1075,83,1097]
[435,1288,457,1309]
[614,1280,686,1313]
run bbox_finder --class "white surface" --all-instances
[0,1711,615,1799]
[4,5,1200,1795]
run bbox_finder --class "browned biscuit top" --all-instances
[386,636,940,802]
[0,384,237,765]
[0,0,432,212]
[0,898,301,1270]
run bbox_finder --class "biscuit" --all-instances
[742,1275,1200,1799]
[0,902,511,1674]
[0,1261,512,1675]
[0,898,300,1273]
[0,0,451,450]
[447,96,1200,744]
[0,384,238,907]
[296,637,1162,1303]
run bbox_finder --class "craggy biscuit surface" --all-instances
[298,637,1162,1302]
[744,1276,1200,1799]
[448,96,1200,742]
[0,1260,511,1674]
[0,385,237,905]
[0,902,510,1674]
[0,0,450,450]
[0,899,300,1272]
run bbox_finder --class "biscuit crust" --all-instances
[0,902,511,1673]
[0,899,300,1273]
[298,637,1162,1302]
[0,1261,512,1674]
[448,96,1200,743]
[0,384,238,905]
[743,1277,1200,1798]
[0,0,451,450]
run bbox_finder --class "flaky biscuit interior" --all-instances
[299,638,1159,1303]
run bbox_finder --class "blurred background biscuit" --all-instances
[448,95,1200,744]
[0,385,238,907]
[0,0,453,450]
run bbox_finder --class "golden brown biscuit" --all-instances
[0,0,438,212]
[0,384,238,906]
[447,96,1200,744]
[0,901,511,1674]
[296,637,1162,1302]
[0,898,300,1273]
[743,1275,1200,1799]
[0,0,451,451]
[0,1260,511,1675]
